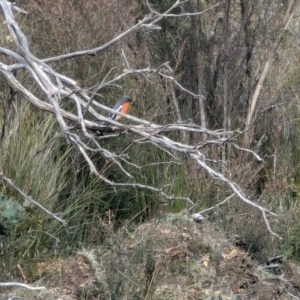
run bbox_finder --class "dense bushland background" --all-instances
[1,0,300,283]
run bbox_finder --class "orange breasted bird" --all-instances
[107,95,133,121]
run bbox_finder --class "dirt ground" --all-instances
[1,214,300,299]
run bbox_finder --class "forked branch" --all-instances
[0,0,281,238]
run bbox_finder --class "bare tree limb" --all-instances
[0,173,67,226]
[0,282,45,290]
[231,143,263,162]
[0,0,282,239]
[147,0,225,17]
[194,194,235,215]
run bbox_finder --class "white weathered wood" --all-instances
[0,0,280,239]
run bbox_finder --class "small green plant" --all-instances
[0,192,27,224]
[0,192,27,245]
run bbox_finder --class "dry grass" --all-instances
[3,215,300,299]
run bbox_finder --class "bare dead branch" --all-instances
[195,193,235,215]
[0,282,45,290]
[147,0,225,17]
[3,0,191,68]
[190,153,281,239]
[0,0,282,239]
[231,143,263,162]
[0,173,67,226]
[254,103,286,124]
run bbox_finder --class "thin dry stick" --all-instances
[0,173,67,226]
[17,264,27,283]
[0,282,45,290]
[196,193,235,215]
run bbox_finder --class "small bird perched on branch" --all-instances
[107,95,133,121]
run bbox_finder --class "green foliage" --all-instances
[0,193,27,225]
[284,223,300,260]
[0,192,27,247]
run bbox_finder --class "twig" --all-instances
[254,103,286,124]
[190,153,281,239]
[196,193,235,215]
[0,173,67,226]
[0,282,45,290]
[17,264,27,283]
[147,0,224,17]
[232,143,263,162]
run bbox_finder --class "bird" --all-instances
[106,95,133,122]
